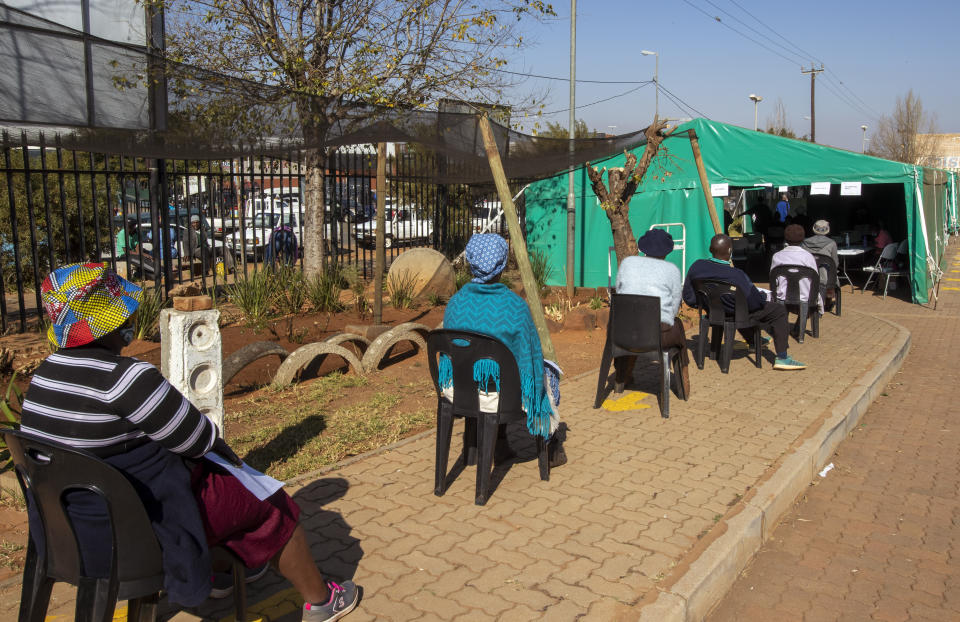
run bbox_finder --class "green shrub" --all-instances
[306,263,345,312]
[227,270,277,329]
[134,286,169,341]
[0,374,23,470]
[388,269,417,309]
[589,294,604,310]
[454,265,471,290]
[427,292,446,306]
[529,248,554,292]
[274,265,307,315]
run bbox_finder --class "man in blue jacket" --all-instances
[683,234,806,370]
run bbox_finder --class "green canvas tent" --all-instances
[524,118,950,304]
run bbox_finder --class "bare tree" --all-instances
[586,119,670,264]
[871,90,937,164]
[159,0,555,276]
[764,98,797,139]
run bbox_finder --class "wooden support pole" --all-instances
[373,142,386,324]
[688,129,722,235]
[477,115,558,363]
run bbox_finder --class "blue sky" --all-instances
[504,0,959,152]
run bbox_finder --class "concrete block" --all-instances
[747,450,814,541]
[638,591,686,622]
[671,506,763,622]
[160,308,224,433]
[345,324,392,341]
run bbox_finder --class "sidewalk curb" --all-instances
[640,311,911,622]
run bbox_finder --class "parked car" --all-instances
[354,206,432,249]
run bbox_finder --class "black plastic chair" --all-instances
[691,279,766,373]
[426,330,549,506]
[769,264,820,343]
[592,294,686,418]
[2,429,247,622]
[815,256,841,317]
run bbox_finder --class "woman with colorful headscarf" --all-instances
[440,234,566,465]
[19,263,359,622]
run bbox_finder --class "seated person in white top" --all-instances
[771,224,823,313]
[614,229,690,396]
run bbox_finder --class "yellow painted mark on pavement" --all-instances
[47,606,127,621]
[941,287,960,291]
[219,587,301,622]
[944,278,960,281]
[602,391,652,411]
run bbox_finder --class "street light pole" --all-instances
[861,124,868,153]
[640,50,658,120]
[565,0,576,298]
[749,94,763,131]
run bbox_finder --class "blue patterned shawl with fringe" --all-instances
[438,282,552,439]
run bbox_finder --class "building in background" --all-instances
[916,133,960,171]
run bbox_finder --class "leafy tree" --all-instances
[871,90,937,164]
[159,0,556,276]
[537,119,598,139]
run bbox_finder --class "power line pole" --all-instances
[801,64,824,142]
[566,0,576,299]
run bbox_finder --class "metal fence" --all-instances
[0,132,524,333]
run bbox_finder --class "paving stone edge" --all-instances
[639,310,911,622]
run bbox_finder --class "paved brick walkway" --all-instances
[708,247,960,621]
[0,268,910,621]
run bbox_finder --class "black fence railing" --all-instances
[0,132,525,333]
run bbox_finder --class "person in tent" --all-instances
[20,263,360,622]
[440,234,566,466]
[775,193,791,223]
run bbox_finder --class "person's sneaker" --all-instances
[209,564,270,599]
[302,580,360,622]
[761,335,772,346]
[774,356,807,371]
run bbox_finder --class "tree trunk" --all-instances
[299,102,331,279]
[587,119,671,267]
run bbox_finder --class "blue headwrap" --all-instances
[465,234,508,283]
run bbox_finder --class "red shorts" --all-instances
[191,461,300,567]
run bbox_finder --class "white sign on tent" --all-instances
[840,181,862,196]
[810,182,831,195]
[710,183,729,197]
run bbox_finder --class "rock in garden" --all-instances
[387,248,456,300]
[173,296,213,311]
[168,281,203,297]
[563,306,597,331]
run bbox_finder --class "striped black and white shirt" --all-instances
[20,346,216,458]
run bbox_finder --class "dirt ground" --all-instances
[0,285,624,582]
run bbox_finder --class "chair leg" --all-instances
[537,436,549,482]
[475,414,499,506]
[434,406,454,496]
[75,576,118,622]
[797,303,807,344]
[232,559,247,622]
[882,274,890,299]
[695,318,709,370]
[593,338,613,408]
[20,539,53,622]
[720,323,735,373]
[463,418,478,466]
[753,328,763,369]
[710,325,723,361]
[836,286,842,316]
[812,305,820,338]
[127,594,159,622]
[659,351,670,419]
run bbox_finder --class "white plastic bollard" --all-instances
[160,308,224,434]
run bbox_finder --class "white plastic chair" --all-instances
[862,242,906,299]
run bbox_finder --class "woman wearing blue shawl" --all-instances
[440,234,566,466]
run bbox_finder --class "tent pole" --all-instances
[688,129,722,235]
[477,114,558,362]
